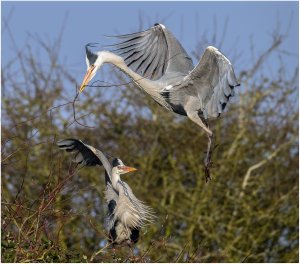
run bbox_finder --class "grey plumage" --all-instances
[57,138,154,245]
[82,23,239,119]
[106,25,239,119]
[80,23,240,180]
[106,24,193,80]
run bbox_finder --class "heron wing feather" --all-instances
[57,139,113,176]
[105,181,155,231]
[167,46,239,118]
[108,24,193,80]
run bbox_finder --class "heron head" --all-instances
[79,43,103,93]
[112,158,137,175]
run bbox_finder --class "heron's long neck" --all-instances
[111,171,119,189]
[111,171,124,194]
[100,51,162,95]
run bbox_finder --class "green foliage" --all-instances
[1,28,298,262]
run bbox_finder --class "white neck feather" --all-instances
[97,51,166,105]
[111,169,120,191]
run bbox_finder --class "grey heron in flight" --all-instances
[57,138,154,246]
[79,23,240,180]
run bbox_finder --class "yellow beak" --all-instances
[121,166,137,173]
[79,65,96,93]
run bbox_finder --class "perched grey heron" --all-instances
[57,138,154,246]
[79,23,240,180]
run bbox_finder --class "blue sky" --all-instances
[2,1,299,87]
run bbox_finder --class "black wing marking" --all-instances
[57,138,102,166]
[107,23,193,81]
[108,199,116,216]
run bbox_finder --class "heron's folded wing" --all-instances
[168,46,240,118]
[107,24,194,80]
[104,182,119,230]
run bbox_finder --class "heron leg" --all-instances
[187,111,212,136]
[204,132,214,182]
[187,111,213,136]
[187,111,214,181]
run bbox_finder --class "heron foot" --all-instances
[204,164,212,182]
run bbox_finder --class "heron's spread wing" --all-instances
[107,23,194,80]
[57,139,112,175]
[168,46,240,118]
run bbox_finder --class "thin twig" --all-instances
[90,242,112,262]
[71,85,95,129]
